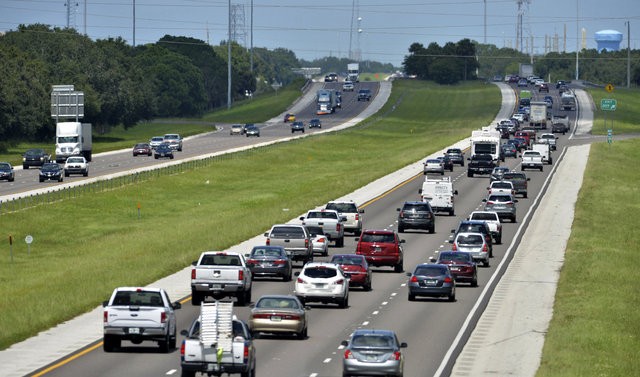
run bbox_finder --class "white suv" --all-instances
[64,156,89,177]
[325,200,364,235]
[294,262,349,308]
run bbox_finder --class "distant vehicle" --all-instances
[299,209,346,247]
[283,113,295,123]
[492,75,503,82]
[39,162,63,182]
[500,143,518,158]
[560,93,576,111]
[423,158,445,175]
[430,251,478,287]
[316,89,338,115]
[490,166,511,182]
[0,162,15,182]
[407,263,456,301]
[294,262,350,307]
[501,171,530,198]
[244,124,260,137]
[154,143,174,160]
[483,193,518,223]
[190,251,253,306]
[245,245,292,281]
[451,232,491,267]
[308,118,322,129]
[330,254,372,291]
[341,329,407,376]
[355,229,405,272]
[325,200,364,236]
[249,295,308,339]
[103,287,181,352]
[162,133,183,151]
[451,220,494,257]
[305,225,329,256]
[23,148,51,169]
[64,156,89,177]
[335,91,342,108]
[347,63,360,82]
[467,154,497,177]
[555,80,567,88]
[519,90,532,106]
[487,180,515,196]
[538,83,549,92]
[529,101,548,130]
[538,133,558,151]
[357,89,372,101]
[470,127,501,162]
[264,224,313,264]
[551,114,570,134]
[532,143,553,164]
[291,121,305,133]
[436,155,454,172]
[342,81,355,91]
[324,72,338,82]
[521,150,544,171]
[445,148,465,166]
[55,122,92,162]
[468,210,503,244]
[419,176,458,216]
[149,136,164,149]
[132,143,152,157]
[230,124,245,135]
[517,78,528,87]
[397,201,435,233]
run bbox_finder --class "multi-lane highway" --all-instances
[25,81,584,377]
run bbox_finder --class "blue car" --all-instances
[406,263,456,301]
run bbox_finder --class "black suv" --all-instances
[445,148,465,166]
[451,220,493,257]
[501,171,530,198]
[23,148,51,169]
[357,89,372,101]
[397,201,435,233]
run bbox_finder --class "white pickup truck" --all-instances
[521,150,544,171]
[299,209,346,247]
[468,211,503,244]
[180,302,257,377]
[102,287,182,352]
[264,224,313,264]
[190,251,253,307]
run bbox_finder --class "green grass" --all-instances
[0,80,500,349]
[537,139,640,376]
[586,87,640,135]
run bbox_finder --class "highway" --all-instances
[0,81,381,199]
[32,82,582,377]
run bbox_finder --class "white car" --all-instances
[468,211,503,244]
[294,262,349,308]
[538,133,558,151]
[325,200,364,236]
[149,136,164,149]
[64,156,88,177]
[304,225,329,256]
[423,159,444,175]
[342,81,354,91]
[487,180,515,196]
[451,232,491,267]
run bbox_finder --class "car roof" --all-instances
[361,229,395,235]
[351,329,396,337]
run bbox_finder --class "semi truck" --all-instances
[561,92,576,111]
[529,101,548,129]
[316,89,337,115]
[347,63,359,83]
[55,122,92,162]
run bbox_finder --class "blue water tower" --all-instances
[595,30,623,52]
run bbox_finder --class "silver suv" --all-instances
[325,200,364,235]
[163,134,183,151]
[483,193,518,223]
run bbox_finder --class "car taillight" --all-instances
[410,276,418,283]
[398,211,405,218]
[482,244,488,252]
[393,351,402,361]
[344,350,354,359]
[180,340,186,357]
[103,311,108,323]
[238,270,244,280]
[191,269,196,279]
[246,259,258,265]
[297,277,306,284]
[160,311,167,323]
[355,214,360,221]
[444,277,453,283]
[336,223,342,232]
[486,201,495,205]
[334,279,344,285]
[305,239,309,248]
[252,313,271,319]
[451,243,458,251]
[244,344,249,361]
[274,259,287,265]
[266,238,271,245]
[317,237,326,243]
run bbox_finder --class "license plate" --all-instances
[128,327,140,334]
[450,267,460,271]
[206,364,219,372]
[270,316,282,321]
[314,283,325,288]
[426,279,437,285]
[210,284,222,289]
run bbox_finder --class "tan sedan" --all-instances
[249,295,308,339]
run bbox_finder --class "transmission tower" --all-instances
[230,4,247,47]
[515,0,530,52]
[64,0,79,29]
[349,0,361,61]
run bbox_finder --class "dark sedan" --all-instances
[436,156,454,172]
[500,143,518,158]
[23,148,51,169]
[445,148,465,166]
[245,246,292,281]
[245,124,260,137]
[330,254,372,291]
[406,263,456,301]
[132,143,152,157]
[430,251,478,287]
[291,121,305,133]
[308,118,322,129]
[154,143,174,159]
[0,162,15,182]
[39,162,63,182]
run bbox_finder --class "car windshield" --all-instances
[457,234,484,245]
[135,144,148,148]
[414,266,447,277]
[492,182,512,189]
[66,157,83,163]
[402,203,431,212]
[26,149,45,156]
[200,254,241,266]
[307,211,337,219]
[350,335,395,349]
[503,174,525,181]
[439,253,471,263]
[256,297,299,309]
[360,233,395,243]
[271,227,305,238]
[305,226,324,236]
[471,213,498,221]
[251,247,284,258]
[426,159,440,164]
[0,163,11,169]
[488,195,513,203]
[458,224,484,233]
[113,290,163,307]
[41,164,58,171]
[303,267,338,279]
[151,137,163,141]
[326,203,357,213]
[331,256,363,265]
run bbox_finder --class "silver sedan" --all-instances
[341,329,407,376]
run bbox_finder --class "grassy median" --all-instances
[0,80,500,349]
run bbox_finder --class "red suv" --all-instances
[355,230,405,273]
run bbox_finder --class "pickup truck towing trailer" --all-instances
[190,251,253,306]
[467,154,497,177]
[180,302,256,377]
[102,287,182,352]
[470,127,501,162]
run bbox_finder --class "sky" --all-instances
[1,0,639,67]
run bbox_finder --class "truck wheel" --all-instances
[398,226,404,233]
[449,209,455,216]
[159,334,171,353]
[429,225,435,234]
[461,161,464,167]
[181,370,196,377]
[169,331,177,350]
[336,236,344,247]
[83,171,88,177]
[483,259,490,268]
[549,157,553,164]
[237,288,251,306]
[103,335,120,352]
[191,292,202,306]
[408,292,416,301]
[467,171,473,177]
[65,172,69,177]
[339,294,349,308]
[539,166,543,172]
[394,261,403,273]
[23,165,28,170]
[496,236,502,245]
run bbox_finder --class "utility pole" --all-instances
[250,0,254,73]
[627,21,631,88]
[484,0,487,44]
[227,0,232,110]
[575,0,579,81]
[133,0,136,47]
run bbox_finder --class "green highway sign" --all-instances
[601,98,617,111]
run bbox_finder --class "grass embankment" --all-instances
[0,79,306,166]
[0,80,500,349]
[586,87,640,135]
[537,139,640,376]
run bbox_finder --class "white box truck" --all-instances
[470,127,501,161]
[347,63,359,83]
[529,101,547,130]
[55,122,92,162]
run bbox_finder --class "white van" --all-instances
[418,177,458,216]
[531,143,552,164]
